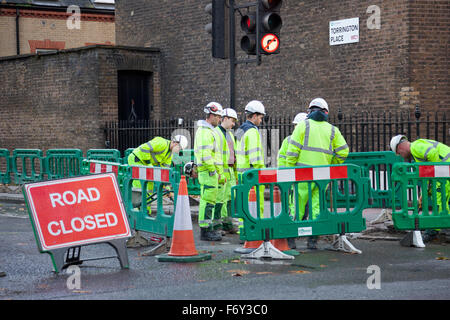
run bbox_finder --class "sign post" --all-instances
[23,173,131,273]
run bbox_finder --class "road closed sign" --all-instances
[24,173,131,252]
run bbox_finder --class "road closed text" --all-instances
[47,212,118,236]
[46,187,119,236]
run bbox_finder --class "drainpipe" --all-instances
[16,8,20,55]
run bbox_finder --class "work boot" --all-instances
[307,236,318,250]
[200,228,222,241]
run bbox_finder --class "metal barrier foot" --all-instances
[370,209,392,225]
[329,235,362,254]
[126,231,150,248]
[400,231,425,248]
[241,241,295,260]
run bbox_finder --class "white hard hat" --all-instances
[204,102,223,116]
[309,98,329,112]
[244,100,266,115]
[293,112,308,124]
[173,135,188,149]
[222,108,238,120]
[390,135,407,153]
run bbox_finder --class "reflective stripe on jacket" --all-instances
[236,124,265,173]
[285,119,349,167]
[411,139,450,163]
[133,137,172,167]
[194,120,222,174]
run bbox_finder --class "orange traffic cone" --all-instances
[234,187,263,254]
[156,176,211,262]
[270,186,299,256]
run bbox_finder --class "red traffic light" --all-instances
[240,13,256,32]
[262,0,282,10]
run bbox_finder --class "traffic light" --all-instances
[258,0,282,55]
[240,11,257,55]
[239,0,282,56]
[205,0,229,59]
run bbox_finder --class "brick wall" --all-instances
[0,8,115,57]
[0,46,161,154]
[115,0,449,119]
[408,0,450,112]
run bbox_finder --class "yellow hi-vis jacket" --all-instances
[194,120,222,176]
[410,139,450,163]
[214,126,237,178]
[277,135,291,167]
[285,119,349,167]
[235,121,265,174]
[131,137,173,167]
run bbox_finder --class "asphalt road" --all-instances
[0,201,449,304]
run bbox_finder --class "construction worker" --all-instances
[277,112,308,249]
[128,135,188,193]
[285,98,349,249]
[194,102,224,241]
[235,100,266,225]
[277,112,308,167]
[215,108,239,234]
[390,135,450,242]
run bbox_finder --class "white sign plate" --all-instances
[329,17,359,46]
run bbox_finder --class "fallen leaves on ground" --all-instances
[289,270,311,274]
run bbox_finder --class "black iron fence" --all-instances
[104,110,449,161]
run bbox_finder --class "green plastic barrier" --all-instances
[121,148,134,164]
[391,162,450,230]
[121,164,181,238]
[0,149,11,184]
[45,149,83,180]
[231,164,368,242]
[342,151,403,208]
[87,149,121,163]
[172,149,200,196]
[12,149,45,184]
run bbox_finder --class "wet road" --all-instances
[0,202,449,302]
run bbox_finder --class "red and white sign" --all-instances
[24,173,131,251]
[261,33,279,53]
[418,165,450,178]
[258,166,348,184]
[89,161,119,175]
[131,166,170,182]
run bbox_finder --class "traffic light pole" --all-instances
[229,0,261,109]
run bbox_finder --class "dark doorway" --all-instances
[118,70,152,121]
[117,70,153,153]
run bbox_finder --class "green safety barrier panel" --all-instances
[121,164,181,238]
[391,162,450,230]
[45,149,83,180]
[172,149,200,196]
[342,151,403,208]
[87,149,121,163]
[121,148,134,164]
[0,149,11,184]
[231,164,368,242]
[12,149,45,184]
